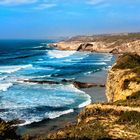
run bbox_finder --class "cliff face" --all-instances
[106,54,140,102]
[47,53,140,140]
[49,33,140,54]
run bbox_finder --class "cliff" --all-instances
[47,54,140,140]
[49,33,140,54]
[106,53,140,102]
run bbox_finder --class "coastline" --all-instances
[17,68,108,138]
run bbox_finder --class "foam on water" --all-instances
[48,50,76,58]
[78,95,91,108]
[0,76,8,80]
[17,109,74,126]
[0,83,13,91]
[0,83,91,125]
[45,109,74,119]
[0,64,32,73]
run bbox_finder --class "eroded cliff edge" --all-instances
[49,33,140,54]
[106,53,140,102]
[47,54,140,140]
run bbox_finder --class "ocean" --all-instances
[0,40,115,125]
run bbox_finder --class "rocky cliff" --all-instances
[49,33,140,54]
[106,53,140,102]
[47,54,140,140]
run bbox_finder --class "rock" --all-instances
[23,79,59,85]
[22,79,104,89]
[73,81,98,88]
[106,53,140,102]
[48,33,140,54]
[109,48,119,54]
[9,119,25,125]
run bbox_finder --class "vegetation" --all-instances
[68,33,140,43]
[113,53,140,70]
[114,91,140,107]
[0,118,20,140]
[117,111,140,124]
[48,85,140,139]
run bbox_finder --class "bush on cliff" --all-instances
[113,53,140,70]
[0,118,20,140]
[114,91,140,107]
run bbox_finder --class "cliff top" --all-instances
[67,33,140,43]
[113,53,140,70]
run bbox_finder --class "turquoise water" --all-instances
[0,40,114,125]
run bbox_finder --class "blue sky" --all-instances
[0,0,140,39]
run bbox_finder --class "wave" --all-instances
[45,109,74,119]
[0,64,32,74]
[17,109,74,126]
[78,94,91,108]
[0,83,13,92]
[0,76,8,80]
[48,50,76,58]
[66,84,91,108]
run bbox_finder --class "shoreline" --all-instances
[17,68,108,137]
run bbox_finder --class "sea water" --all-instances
[0,40,114,125]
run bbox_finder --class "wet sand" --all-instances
[17,69,108,138]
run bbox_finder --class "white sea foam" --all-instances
[48,50,76,58]
[64,84,85,93]
[16,109,74,126]
[93,62,107,65]
[0,83,13,92]
[78,94,91,108]
[0,64,32,73]
[0,76,8,80]
[66,84,92,108]
[32,46,43,49]
[45,109,74,119]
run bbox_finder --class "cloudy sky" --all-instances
[0,0,140,39]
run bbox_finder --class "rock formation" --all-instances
[48,33,140,54]
[106,53,140,102]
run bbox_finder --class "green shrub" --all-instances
[0,118,20,140]
[117,111,140,124]
[113,53,140,70]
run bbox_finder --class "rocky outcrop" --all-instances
[48,33,140,54]
[21,79,105,89]
[106,54,140,102]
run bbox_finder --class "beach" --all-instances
[17,68,109,138]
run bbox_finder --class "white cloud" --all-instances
[0,0,37,5]
[87,0,105,5]
[34,3,57,10]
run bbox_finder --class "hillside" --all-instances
[49,33,140,54]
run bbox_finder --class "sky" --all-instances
[0,0,140,39]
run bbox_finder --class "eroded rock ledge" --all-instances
[48,33,140,54]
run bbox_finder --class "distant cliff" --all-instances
[106,53,140,102]
[49,33,140,54]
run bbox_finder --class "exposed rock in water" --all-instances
[23,79,60,85]
[73,81,105,88]
[21,79,105,89]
